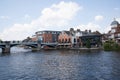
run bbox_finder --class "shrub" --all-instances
[86,39,91,48]
[103,40,120,51]
[103,42,112,51]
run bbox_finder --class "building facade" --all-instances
[31,35,37,41]
[108,19,120,44]
[58,28,102,48]
[80,34,102,47]
[58,31,71,43]
[33,30,61,43]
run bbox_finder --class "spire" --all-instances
[111,18,119,26]
[114,18,116,21]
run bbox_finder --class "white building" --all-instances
[108,19,120,43]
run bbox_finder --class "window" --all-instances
[68,38,71,43]
[77,39,79,42]
[74,38,76,42]
[111,29,115,33]
[118,33,120,37]
[65,39,67,43]
[62,39,64,43]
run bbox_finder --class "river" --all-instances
[0,47,120,80]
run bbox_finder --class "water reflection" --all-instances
[0,49,120,80]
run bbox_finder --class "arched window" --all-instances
[68,38,71,43]
[77,39,79,42]
[58,39,61,43]
[65,38,67,43]
[74,38,76,43]
[62,39,64,43]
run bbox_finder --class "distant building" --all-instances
[58,31,71,43]
[70,28,91,47]
[102,33,109,43]
[33,30,61,43]
[58,28,102,48]
[108,19,120,44]
[79,34,102,47]
[22,37,32,42]
[31,35,37,41]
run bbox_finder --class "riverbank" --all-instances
[70,47,102,50]
[33,47,102,51]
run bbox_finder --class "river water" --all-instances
[0,47,120,80]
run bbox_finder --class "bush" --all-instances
[103,40,120,51]
[113,43,120,51]
[86,39,91,48]
[103,42,112,51]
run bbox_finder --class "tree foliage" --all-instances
[86,39,91,48]
[103,40,120,51]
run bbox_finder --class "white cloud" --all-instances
[95,15,104,21]
[116,18,120,22]
[74,22,102,32]
[32,1,82,28]
[0,1,81,40]
[0,16,10,20]
[104,26,111,33]
[0,23,35,40]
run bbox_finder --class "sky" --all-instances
[0,0,120,40]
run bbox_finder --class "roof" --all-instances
[111,20,119,26]
[35,30,61,34]
[79,33,102,37]
[64,31,71,35]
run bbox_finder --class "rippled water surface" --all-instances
[0,47,120,80]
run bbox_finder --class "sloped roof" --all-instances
[111,20,119,26]
[64,31,71,35]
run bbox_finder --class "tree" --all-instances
[0,39,2,43]
[86,39,91,48]
[103,40,120,51]
[103,42,111,51]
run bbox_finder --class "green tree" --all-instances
[86,39,91,48]
[103,40,120,51]
[103,42,112,51]
[112,43,120,51]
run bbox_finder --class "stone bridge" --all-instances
[0,41,58,53]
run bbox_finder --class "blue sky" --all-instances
[0,0,120,40]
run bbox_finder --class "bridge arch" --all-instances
[0,41,38,53]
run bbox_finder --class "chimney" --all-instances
[77,29,80,32]
[89,30,91,33]
[85,30,88,32]
[70,28,74,32]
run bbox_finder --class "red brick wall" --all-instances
[31,37,37,41]
[58,33,71,43]
[43,33,52,43]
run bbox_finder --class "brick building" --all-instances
[32,30,61,43]
[58,28,102,48]
[58,31,71,43]
[31,35,37,41]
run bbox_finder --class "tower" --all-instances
[111,18,119,28]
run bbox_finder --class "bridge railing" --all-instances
[0,41,10,45]
[21,41,38,45]
[10,41,22,44]
[41,42,58,44]
[0,41,59,45]
[0,43,6,45]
